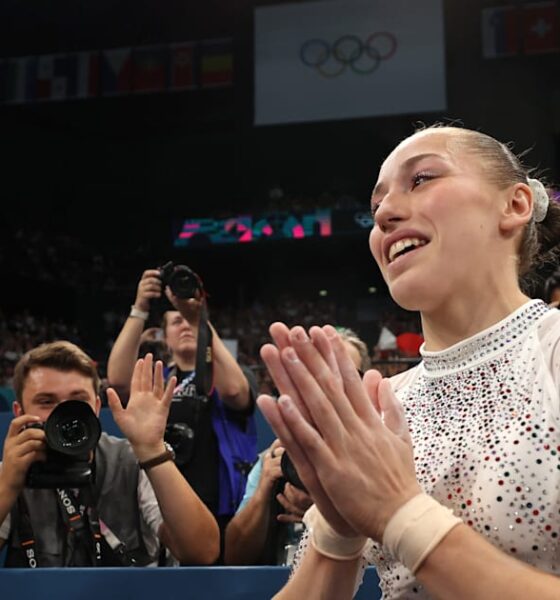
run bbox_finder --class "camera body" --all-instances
[158,261,202,300]
[164,422,195,467]
[25,400,102,489]
[280,452,307,492]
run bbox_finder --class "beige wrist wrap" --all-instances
[382,493,462,573]
[303,505,367,561]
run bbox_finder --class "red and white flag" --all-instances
[522,1,560,54]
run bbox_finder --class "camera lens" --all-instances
[57,417,88,448]
[44,400,101,457]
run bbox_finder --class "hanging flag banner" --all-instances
[481,2,559,58]
[0,38,233,105]
[76,51,100,98]
[36,54,79,101]
[132,45,168,92]
[522,1,560,54]
[101,48,133,96]
[169,42,196,90]
[0,57,36,104]
[254,0,446,125]
[200,39,233,88]
[481,5,519,58]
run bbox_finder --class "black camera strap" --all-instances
[194,302,213,398]
[15,496,38,568]
[56,487,102,566]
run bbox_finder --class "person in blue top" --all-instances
[107,267,257,561]
[224,328,370,566]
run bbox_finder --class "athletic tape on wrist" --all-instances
[303,505,367,561]
[382,493,462,574]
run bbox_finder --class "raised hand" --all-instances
[165,287,203,324]
[134,269,163,312]
[259,325,421,542]
[259,322,358,537]
[106,353,177,463]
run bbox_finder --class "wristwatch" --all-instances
[138,442,176,470]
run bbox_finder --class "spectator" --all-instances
[107,267,257,558]
[0,342,219,567]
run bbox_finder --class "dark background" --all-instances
[0,0,559,360]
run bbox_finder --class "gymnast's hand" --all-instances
[258,324,421,542]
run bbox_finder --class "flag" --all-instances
[169,42,196,90]
[132,46,168,93]
[200,39,233,88]
[36,54,78,101]
[0,57,36,104]
[77,51,100,98]
[377,327,397,351]
[101,48,132,96]
[254,0,446,125]
[522,1,560,54]
[481,6,519,58]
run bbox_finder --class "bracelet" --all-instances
[304,505,367,561]
[138,443,176,470]
[382,493,462,574]
[129,305,149,321]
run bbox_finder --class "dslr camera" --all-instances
[25,400,102,489]
[280,452,307,492]
[164,422,195,467]
[158,261,202,300]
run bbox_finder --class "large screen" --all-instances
[173,208,373,247]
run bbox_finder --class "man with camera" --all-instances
[0,341,219,567]
[224,439,312,566]
[224,327,372,566]
[107,264,257,555]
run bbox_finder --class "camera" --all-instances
[280,452,307,492]
[25,400,102,489]
[164,422,195,466]
[158,261,202,300]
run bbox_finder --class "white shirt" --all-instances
[295,300,560,599]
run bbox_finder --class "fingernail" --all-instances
[278,395,293,411]
[293,328,308,342]
[324,325,337,339]
[284,347,299,363]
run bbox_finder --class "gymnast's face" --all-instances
[369,129,509,312]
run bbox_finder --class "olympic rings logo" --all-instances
[300,33,397,78]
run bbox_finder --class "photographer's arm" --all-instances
[107,270,161,392]
[224,444,283,565]
[142,457,219,564]
[210,323,252,410]
[107,354,219,564]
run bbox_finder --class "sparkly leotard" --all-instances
[294,300,560,599]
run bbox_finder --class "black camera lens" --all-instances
[44,400,101,457]
[158,261,202,299]
[57,417,88,448]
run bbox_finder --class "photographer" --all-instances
[224,328,370,566]
[0,341,219,567]
[224,439,312,566]
[107,266,257,552]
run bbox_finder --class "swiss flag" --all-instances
[522,2,560,54]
